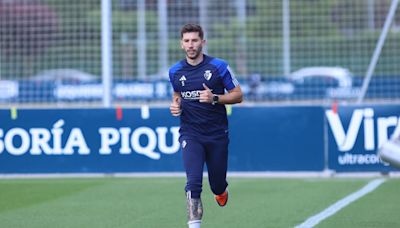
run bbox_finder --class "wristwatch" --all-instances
[212,94,219,105]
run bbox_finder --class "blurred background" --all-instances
[0,0,399,107]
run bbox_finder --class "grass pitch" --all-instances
[0,177,399,228]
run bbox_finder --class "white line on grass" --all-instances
[295,178,386,228]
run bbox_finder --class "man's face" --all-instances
[181,32,205,60]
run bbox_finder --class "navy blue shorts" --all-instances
[180,134,229,198]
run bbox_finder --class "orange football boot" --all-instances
[215,190,228,207]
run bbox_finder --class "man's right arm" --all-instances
[170,92,182,116]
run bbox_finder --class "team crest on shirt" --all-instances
[179,75,186,86]
[204,70,212,80]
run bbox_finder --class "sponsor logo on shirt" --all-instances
[180,90,201,100]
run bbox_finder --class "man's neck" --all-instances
[186,53,204,66]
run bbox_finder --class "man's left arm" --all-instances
[200,83,243,105]
[216,86,243,104]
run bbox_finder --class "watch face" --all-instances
[212,95,219,105]
[213,95,219,102]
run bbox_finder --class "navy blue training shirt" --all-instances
[169,54,239,138]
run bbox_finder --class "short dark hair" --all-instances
[180,23,204,39]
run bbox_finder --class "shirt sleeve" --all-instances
[220,64,240,91]
[168,69,178,92]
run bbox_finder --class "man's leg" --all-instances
[181,137,205,226]
[186,191,203,228]
[205,136,229,205]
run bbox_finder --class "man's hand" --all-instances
[170,96,182,116]
[199,83,213,103]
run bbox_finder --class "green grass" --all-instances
[0,177,398,228]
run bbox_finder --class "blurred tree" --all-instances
[0,0,59,57]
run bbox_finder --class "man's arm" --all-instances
[170,92,182,116]
[200,84,243,105]
[217,85,243,104]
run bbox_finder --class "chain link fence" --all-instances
[0,0,399,107]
